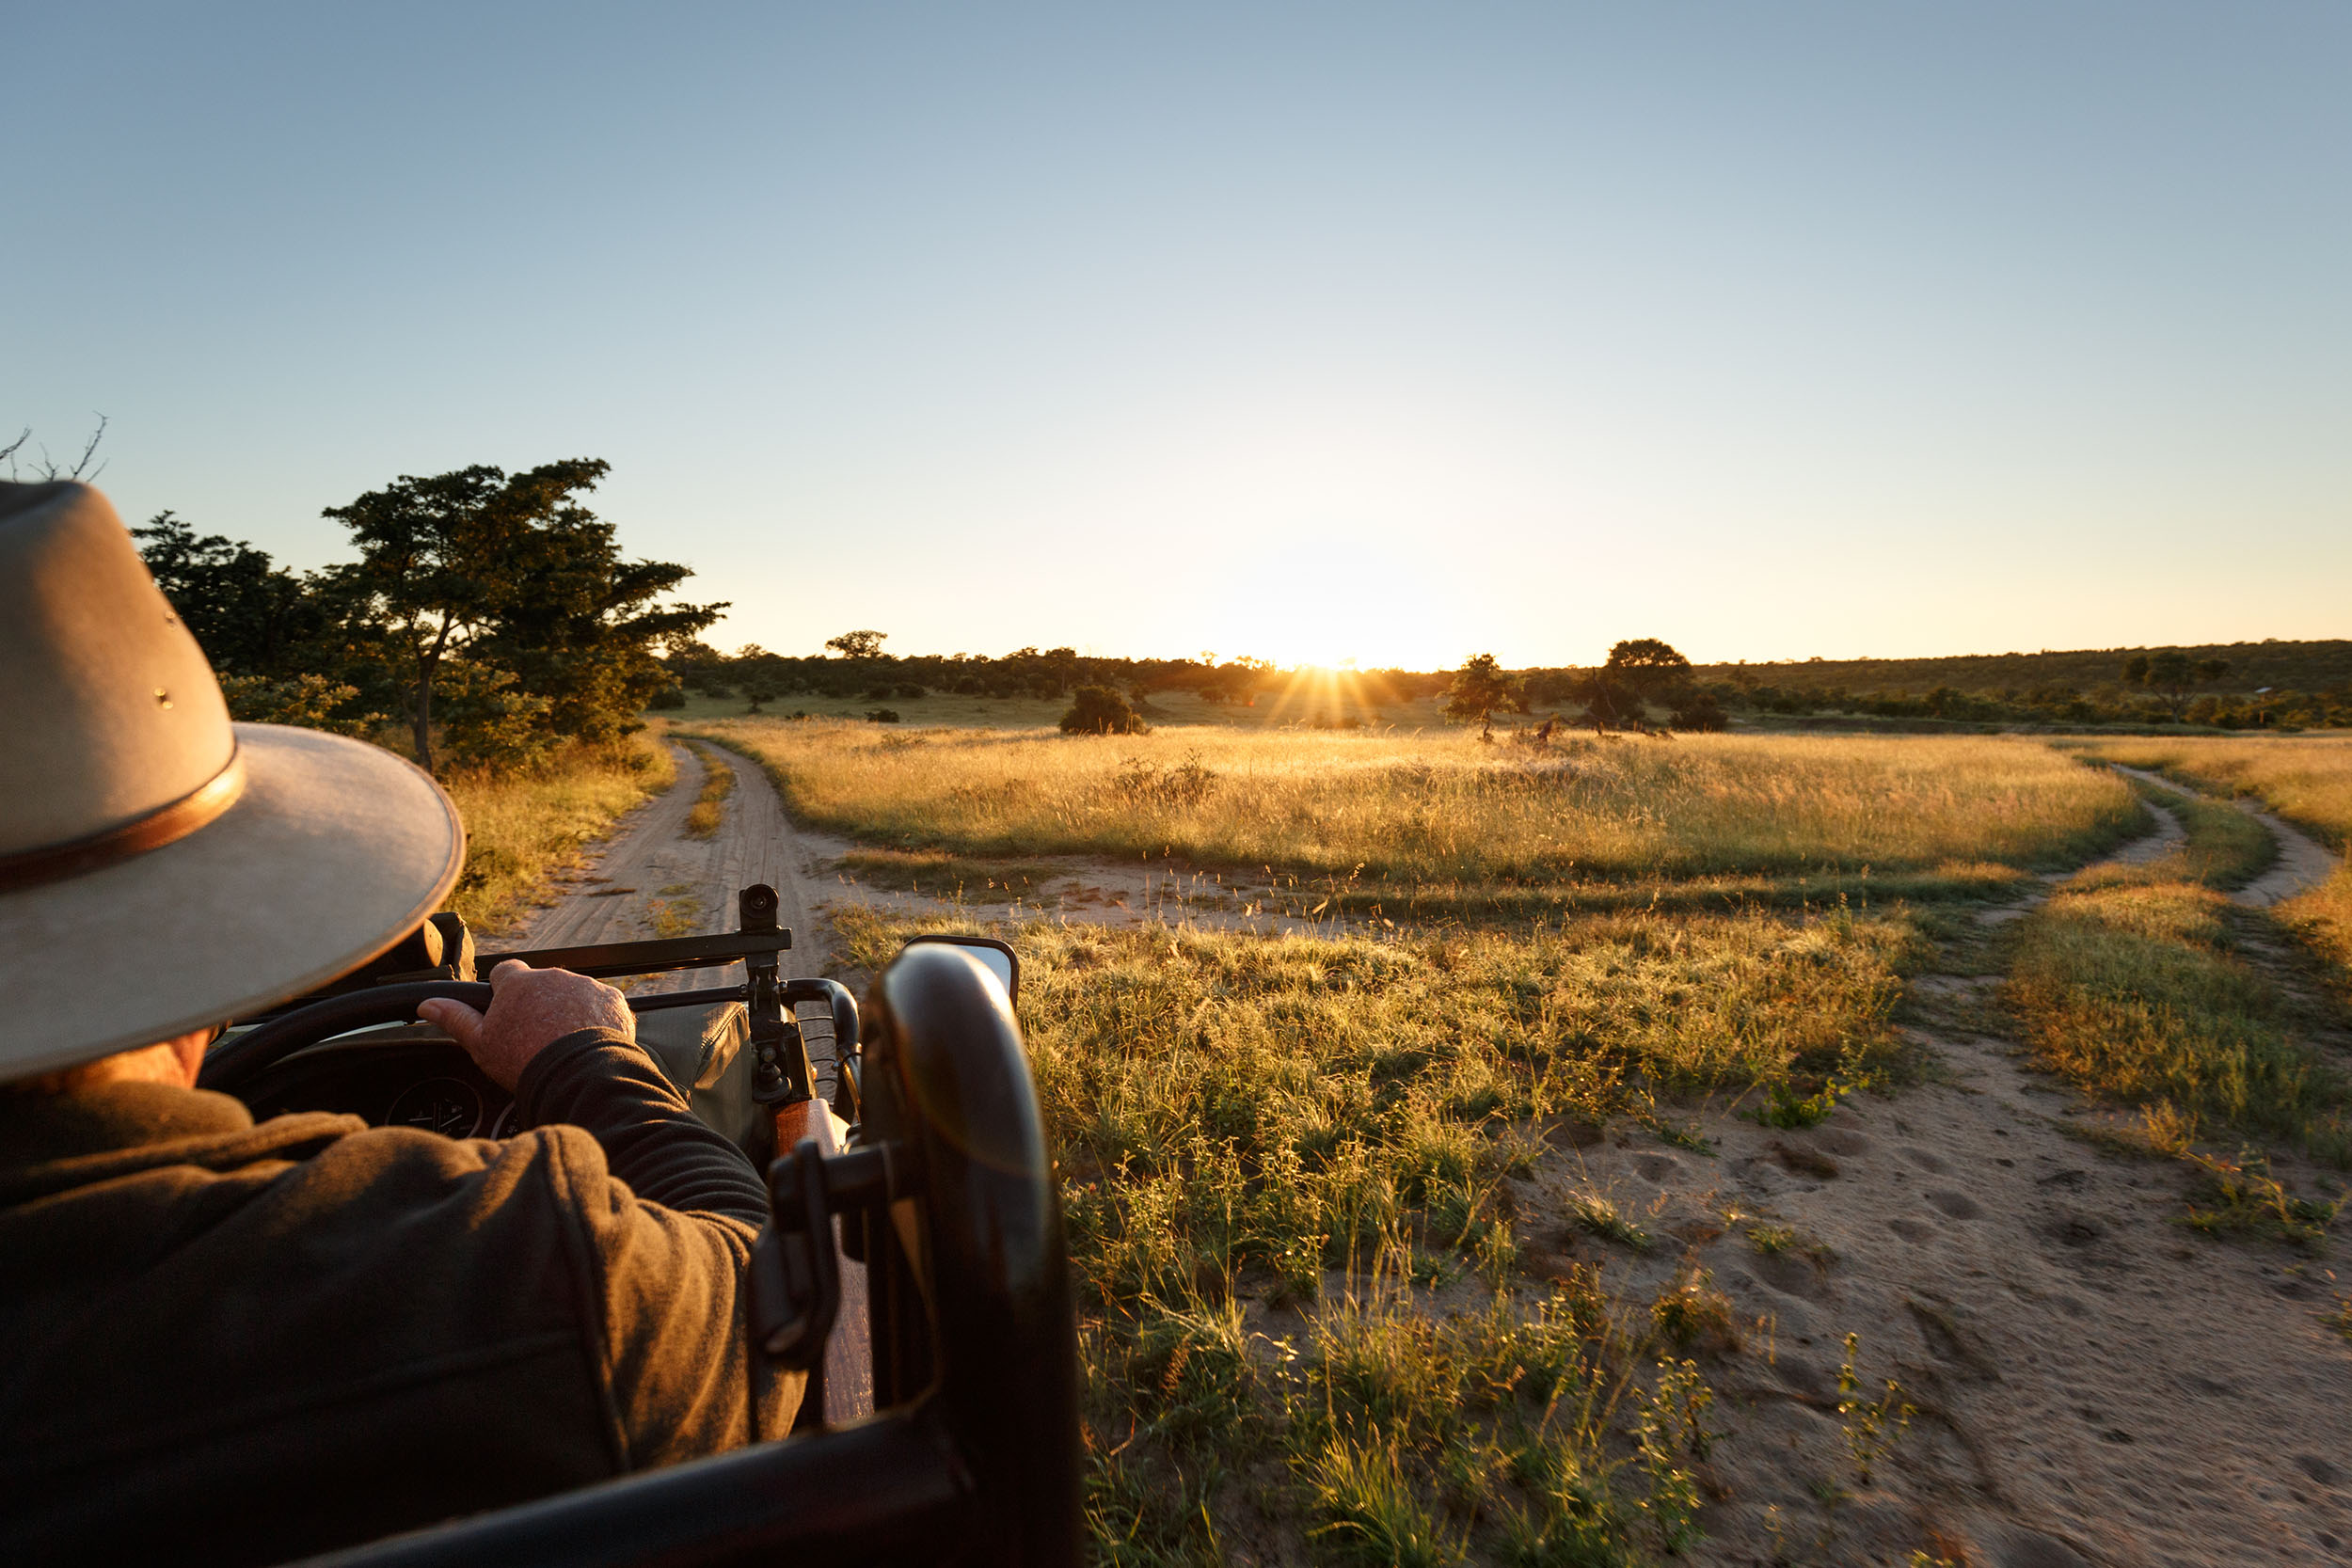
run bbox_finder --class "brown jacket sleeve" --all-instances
[515,1029,800,1462]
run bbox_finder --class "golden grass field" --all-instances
[693,721,2140,897]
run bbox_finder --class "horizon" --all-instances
[11,3,2349,670]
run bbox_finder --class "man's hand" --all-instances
[418,960,635,1091]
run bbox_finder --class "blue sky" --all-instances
[10,3,2347,669]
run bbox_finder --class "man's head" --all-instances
[0,482,465,1085]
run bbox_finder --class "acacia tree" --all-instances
[2135,651,2232,721]
[824,629,887,659]
[1575,638,1692,728]
[325,460,720,773]
[1444,653,1524,739]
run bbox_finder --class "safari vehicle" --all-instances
[197,885,1079,1568]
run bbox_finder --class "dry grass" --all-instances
[2065,735,2352,997]
[2004,785,2352,1176]
[698,722,2137,899]
[2286,865,2352,1002]
[832,903,1920,1562]
[2065,735,2352,847]
[2115,776,2277,889]
[440,735,675,933]
[683,742,735,838]
[2006,877,2344,1151]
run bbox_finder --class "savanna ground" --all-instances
[592,718,2345,1567]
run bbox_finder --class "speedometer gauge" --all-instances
[386,1078,483,1138]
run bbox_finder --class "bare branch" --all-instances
[68,414,109,480]
[8,416,109,483]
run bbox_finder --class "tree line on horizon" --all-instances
[664,631,2351,735]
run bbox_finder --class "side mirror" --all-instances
[900,933,1019,1006]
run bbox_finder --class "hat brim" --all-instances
[0,723,465,1078]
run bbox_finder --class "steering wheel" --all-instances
[198,981,492,1095]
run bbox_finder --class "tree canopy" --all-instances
[135,459,719,774]
[1443,653,1524,737]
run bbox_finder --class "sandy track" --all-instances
[506,740,839,985]
[2107,763,2341,908]
[1607,778,2352,1566]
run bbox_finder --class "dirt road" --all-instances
[1614,776,2351,1567]
[509,740,840,984]
[2109,762,2341,908]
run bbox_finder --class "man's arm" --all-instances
[420,964,801,1460]
[514,1030,766,1223]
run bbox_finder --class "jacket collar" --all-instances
[0,1081,358,1206]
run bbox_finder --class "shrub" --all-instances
[1060,685,1148,736]
[866,708,902,723]
[1669,692,1728,732]
[647,683,687,710]
[896,682,927,699]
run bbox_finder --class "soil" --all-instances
[522,739,2352,1567]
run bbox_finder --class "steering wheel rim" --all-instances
[198,981,493,1094]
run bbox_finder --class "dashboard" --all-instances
[225,1003,774,1160]
[238,1025,518,1139]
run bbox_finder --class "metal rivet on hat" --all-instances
[154,688,173,709]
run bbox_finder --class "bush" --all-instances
[1669,692,1728,732]
[647,684,687,710]
[896,682,927,700]
[864,685,897,702]
[866,708,902,723]
[1060,686,1148,736]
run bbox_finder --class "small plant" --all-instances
[2323,1295,2352,1346]
[1835,1331,1914,1486]
[865,708,902,723]
[1111,750,1219,809]
[1649,1265,1739,1356]
[1631,1360,1714,1553]
[1473,1216,1520,1291]
[1060,685,1148,736]
[1743,1223,1798,1254]
[1566,1192,1651,1251]
[644,892,702,940]
[1306,1435,1467,1568]
[1748,1074,1856,1129]
[2181,1147,2344,1249]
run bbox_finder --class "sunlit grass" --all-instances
[699,721,2137,899]
[833,903,1919,1561]
[2065,735,2352,847]
[2065,735,2352,999]
[440,734,674,932]
[2003,789,2352,1171]
[683,741,735,838]
[2115,776,2277,889]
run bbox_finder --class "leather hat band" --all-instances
[0,749,246,892]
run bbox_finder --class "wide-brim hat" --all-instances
[0,483,464,1079]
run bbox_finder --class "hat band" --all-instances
[0,749,247,892]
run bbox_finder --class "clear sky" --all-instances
[10,3,2348,670]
